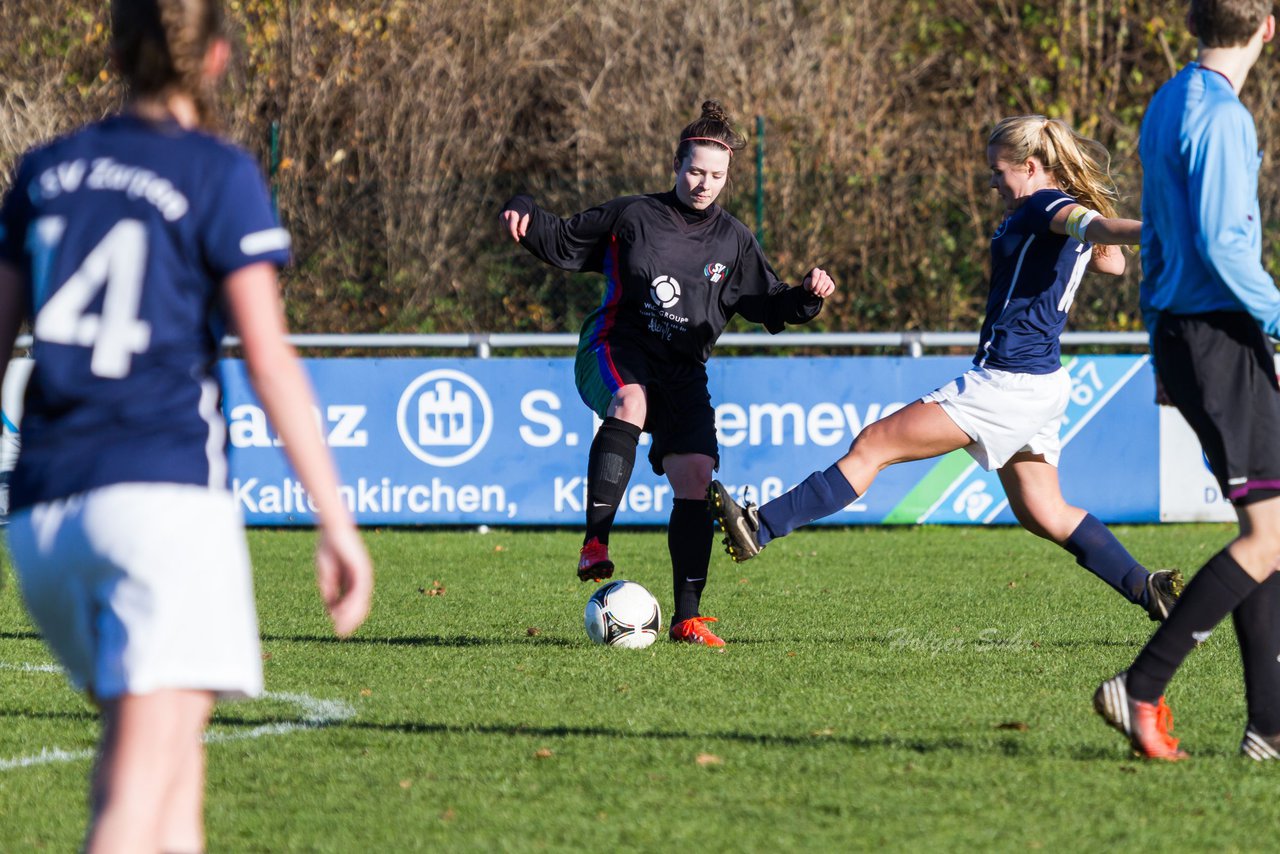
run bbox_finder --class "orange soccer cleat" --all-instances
[669,616,726,648]
[1093,672,1188,761]
[577,537,615,583]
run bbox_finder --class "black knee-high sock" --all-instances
[1234,572,1280,734]
[669,498,714,623]
[584,417,641,545]
[1127,549,1259,702]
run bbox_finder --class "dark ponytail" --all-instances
[111,0,224,124]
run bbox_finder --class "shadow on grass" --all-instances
[260,633,576,648]
[0,709,96,723]
[0,708,1242,762]
[0,632,43,641]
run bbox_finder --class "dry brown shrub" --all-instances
[3,1,1278,335]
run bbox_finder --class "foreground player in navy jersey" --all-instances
[712,116,1182,621]
[0,1,373,849]
[1094,0,1280,762]
[501,101,835,646]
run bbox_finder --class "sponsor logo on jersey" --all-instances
[650,275,681,309]
[703,262,728,283]
[396,370,493,467]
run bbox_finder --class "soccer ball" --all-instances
[584,580,661,649]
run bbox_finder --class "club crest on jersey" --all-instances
[650,275,681,308]
[703,262,728,283]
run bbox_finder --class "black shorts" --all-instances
[1154,311,1280,506]
[574,340,719,476]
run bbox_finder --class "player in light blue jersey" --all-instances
[1094,0,1280,762]
[711,116,1182,621]
[0,1,373,849]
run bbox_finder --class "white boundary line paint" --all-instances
[0,662,63,673]
[0,662,357,772]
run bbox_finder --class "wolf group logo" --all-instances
[650,275,681,309]
[703,262,727,283]
[396,370,493,467]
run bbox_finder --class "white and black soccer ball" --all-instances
[584,580,661,649]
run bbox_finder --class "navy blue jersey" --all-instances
[0,114,290,509]
[975,188,1091,374]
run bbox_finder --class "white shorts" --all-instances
[921,366,1071,470]
[5,483,263,701]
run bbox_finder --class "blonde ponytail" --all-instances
[988,116,1120,219]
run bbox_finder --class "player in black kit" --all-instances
[501,101,835,646]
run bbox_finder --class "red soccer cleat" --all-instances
[1094,672,1188,761]
[669,616,726,647]
[577,537,615,583]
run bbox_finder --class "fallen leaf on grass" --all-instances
[494,545,506,552]
[440,808,456,822]
[995,721,1029,731]
[1007,581,1018,588]
[526,627,541,636]
[695,753,723,766]
[811,727,836,737]
[399,779,412,789]
[418,580,446,596]
[359,688,372,697]
[534,748,554,759]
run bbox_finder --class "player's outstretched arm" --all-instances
[1050,204,1142,247]
[224,262,373,637]
[1049,205,1140,276]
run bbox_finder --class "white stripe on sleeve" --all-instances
[240,228,291,256]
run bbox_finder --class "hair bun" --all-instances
[700,100,729,123]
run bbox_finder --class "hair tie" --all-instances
[682,136,734,155]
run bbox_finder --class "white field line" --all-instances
[0,663,356,772]
[0,662,64,673]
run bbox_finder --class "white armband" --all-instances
[1065,206,1100,242]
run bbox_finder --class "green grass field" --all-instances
[1,523,1276,851]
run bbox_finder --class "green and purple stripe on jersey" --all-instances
[575,236,627,417]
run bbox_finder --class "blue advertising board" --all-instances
[220,355,1159,526]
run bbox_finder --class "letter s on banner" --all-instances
[519,390,563,447]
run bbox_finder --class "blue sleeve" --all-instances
[1190,108,1280,336]
[200,150,290,278]
[1024,190,1072,235]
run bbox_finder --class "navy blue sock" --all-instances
[757,465,858,546]
[1062,514,1148,605]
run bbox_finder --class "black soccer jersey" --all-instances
[505,191,823,363]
